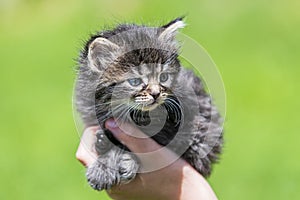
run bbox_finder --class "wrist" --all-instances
[180,165,218,200]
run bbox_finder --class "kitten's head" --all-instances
[85,18,185,112]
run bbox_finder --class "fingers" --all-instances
[75,126,99,167]
[105,119,181,172]
[105,119,161,153]
[77,120,180,172]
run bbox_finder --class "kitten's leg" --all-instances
[182,144,213,177]
[86,130,139,190]
[181,129,223,177]
[86,147,121,190]
[95,129,139,183]
[86,148,139,190]
[86,129,120,190]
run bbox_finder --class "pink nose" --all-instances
[146,85,160,99]
[151,92,160,99]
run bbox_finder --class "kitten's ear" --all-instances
[88,37,119,72]
[159,17,185,41]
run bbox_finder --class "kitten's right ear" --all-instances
[87,37,119,72]
[159,17,185,41]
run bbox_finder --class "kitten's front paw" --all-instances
[86,148,140,191]
[86,160,119,191]
[119,153,139,184]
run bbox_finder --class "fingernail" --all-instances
[106,119,117,129]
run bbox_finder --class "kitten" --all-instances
[75,17,223,191]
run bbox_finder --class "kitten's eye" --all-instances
[159,73,169,82]
[128,78,143,86]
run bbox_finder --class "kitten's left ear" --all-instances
[87,37,119,72]
[159,17,185,40]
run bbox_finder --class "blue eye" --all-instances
[128,78,143,86]
[159,73,169,82]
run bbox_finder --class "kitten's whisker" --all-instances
[166,98,182,110]
[107,99,129,106]
[111,104,127,116]
[115,103,138,124]
[115,105,129,122]
[116,104,138,127]
[165,98,182,126]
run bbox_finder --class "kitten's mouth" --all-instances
[134,96,163,111]
[142,101,160,111]
[142,97,167,111]
[134,99,163,111]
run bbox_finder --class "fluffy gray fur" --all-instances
[75,17,223,191]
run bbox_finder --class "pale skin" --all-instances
[76,119,218,200]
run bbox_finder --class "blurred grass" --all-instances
[0,0,299,199]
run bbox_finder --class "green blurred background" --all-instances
[1,0,299,199]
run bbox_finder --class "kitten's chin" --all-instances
[142,103,159,111]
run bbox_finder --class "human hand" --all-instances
[76,120,218,200]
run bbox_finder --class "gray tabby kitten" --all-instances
[75,17,223,191]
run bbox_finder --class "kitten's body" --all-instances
[75,18,223,190]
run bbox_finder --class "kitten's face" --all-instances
[89,18,185,119]
[112,62,178,112]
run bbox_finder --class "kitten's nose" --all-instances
[147,84,160,99]
[151,91,160,100]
